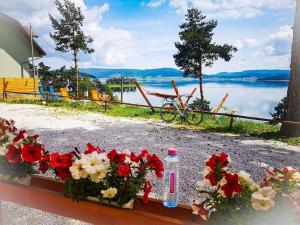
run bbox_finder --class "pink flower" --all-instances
[191,202,209,221]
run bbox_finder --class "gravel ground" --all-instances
[1,103,300,209]
[0,200,90,225]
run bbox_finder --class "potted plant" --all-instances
[0,118,47,185]
[46,143,164,209]
[192,152,300,225]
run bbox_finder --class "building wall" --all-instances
[0,49,30,77]
[0,13,40,78]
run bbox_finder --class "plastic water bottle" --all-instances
[163,148,179,208]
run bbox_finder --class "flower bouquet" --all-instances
[0,118,47,185]
[192,152,300,225]
[46,143,164,209]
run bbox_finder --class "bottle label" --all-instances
[169,172,175,193]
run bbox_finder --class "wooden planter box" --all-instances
[0,175,205,225]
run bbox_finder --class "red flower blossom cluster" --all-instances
[219,173,242,197]
[0,118,16,136]
[143,180,153,203]
[146,154,164,178]
[204,152,230,187]
[0,118,49,179]
[84,143,104,155]
[4,130,44,165]
[49,152,74,179]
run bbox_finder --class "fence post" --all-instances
[121,76,124,103]
[171,80,185,109]
[134,79,155,113]
[229,115,234,130]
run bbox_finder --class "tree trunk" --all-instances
[74,50,79,98]
[199,67,204,102]
[280,0,300,137]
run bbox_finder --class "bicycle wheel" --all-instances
[160,103,177,123]
[185,105,203,125]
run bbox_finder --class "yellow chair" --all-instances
[91,89,111,110]
[60,88,73,103]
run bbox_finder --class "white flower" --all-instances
[291,172,300,183]
[252,187,276,200]
[0,145,8,156]
[70,159,88,180]
[101,187,118,199]
[90,167,109,183]
[238,171,258,191]
[251,197,275,211]
[82,152,109,174]
[251,187,276,211]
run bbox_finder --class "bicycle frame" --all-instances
[163,97,185,117]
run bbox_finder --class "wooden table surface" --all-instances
[0,176,205,225]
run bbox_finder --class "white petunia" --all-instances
[252,187,276,200]
[82,152,109,174]
[101,187,118,199]
[238,171,258,191]
[291,172,300,183]
[251,197,275,211]
[251,187,276,211]
[90,167,108,183]
[70,159,88,180]
[0,145,8,156]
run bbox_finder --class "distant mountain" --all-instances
[205,70,290,81]
[79,68,290,82]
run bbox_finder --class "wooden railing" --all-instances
[0,176,205,225]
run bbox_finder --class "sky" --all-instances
[0,0,296,74]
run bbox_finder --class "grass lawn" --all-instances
[2,98,299,146]
[107,84,137,88]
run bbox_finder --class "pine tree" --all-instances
[174,8,237,104]
[49,0,94,97]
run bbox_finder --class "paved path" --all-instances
[1,103,300,205]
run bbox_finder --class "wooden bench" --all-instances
[0,175,205,225]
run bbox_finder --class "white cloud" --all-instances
[146,0,166,8]
[169,0,295,19]
[264,25,293,56]
[234,38,260,49]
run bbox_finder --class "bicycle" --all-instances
[158,94,203,125]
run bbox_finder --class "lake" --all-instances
[111,78,288,119]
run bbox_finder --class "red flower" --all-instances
[219,173,242,197]
[283,167,296,174]
[84,143,104,155]
[50,152,73,168]
[206,152,230,171]
[6,145,22,163]
[147,154,164,178]
[138,149,149,159]
[130,153,140,163]
[204,171,219,186]
[143,181,153,203]
[38,154,50,173]
[118,164,131,177]
[13,129,27,143]
[107,149,117,161]
[21,144,42,164]
[107,149,126,164]
[55,167,72,179]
